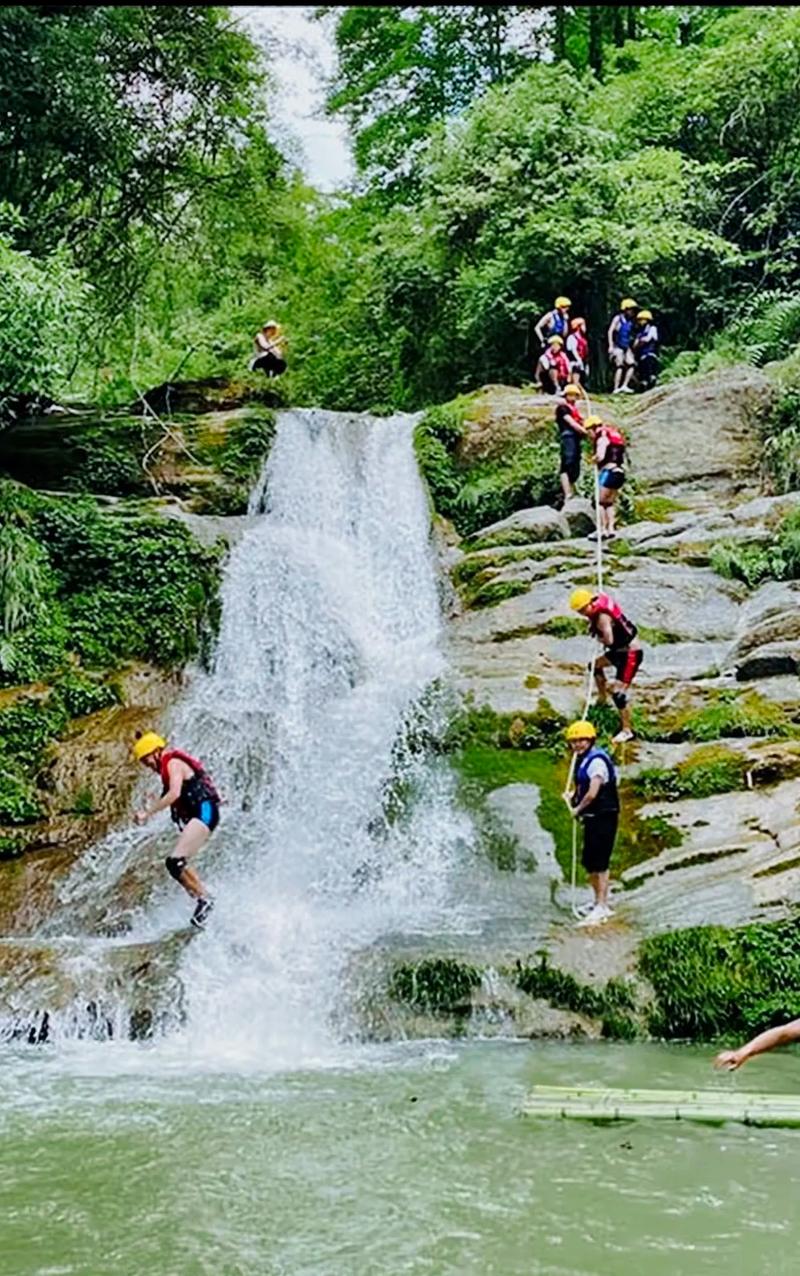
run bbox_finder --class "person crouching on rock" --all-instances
[555,383,589,505]
[566,317,589,389]
[569,589,642,745]
[536,335,571,395]
[566,719,619,927]
[250,320,286,378]
[585,415,627,541]
[132,731,220,929]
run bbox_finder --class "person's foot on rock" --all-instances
[612,729,635,745]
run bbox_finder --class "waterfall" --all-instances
[5,409,474,1060]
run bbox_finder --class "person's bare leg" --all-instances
[621,361,635,390]
[613,361,622,392]
[594,659,610,702]
[560,471,573,502]
[589,870,610,907]
[172,819,210,899]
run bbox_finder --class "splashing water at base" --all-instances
[20,409,474,1064]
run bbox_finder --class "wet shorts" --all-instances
[582,813,618,874]
[599,467,625,490]
[190,800,220,832]
[609,647,643,686]
[559,432,581,482]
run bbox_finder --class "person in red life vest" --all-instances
[565,719,619,927]
[555,383,589,504]
[536,335,570,395]
[132,731,220,929]
[533,295,572,350]
[565,316,589,388]
[568,589,643,744]
[585,415,627,541]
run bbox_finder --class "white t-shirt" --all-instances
[586,757,611,785]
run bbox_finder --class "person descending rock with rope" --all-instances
[132,731,220,929]
[585,415,627,541]
[565,720,619,927]
[555,383,589,505]
[569,589,642,745]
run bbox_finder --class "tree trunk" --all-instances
[588,6,603,77]
[627,6,637,41]
[554,5,566,62]
[611,5,625,47]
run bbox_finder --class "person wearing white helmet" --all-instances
[607,298,638,394]
[250,319,286,378]
[565,719,619,926]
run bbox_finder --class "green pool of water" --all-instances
[2,1039,799,1275]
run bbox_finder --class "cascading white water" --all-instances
[15,409,475,1060]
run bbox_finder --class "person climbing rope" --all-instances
[713,1020,800,1071]
[250,320,286,378]
[607,298,638,394]
[565,316,589,388]
[634,309,660,391]
[565,720,619,927]
[555,383,589,504]
[569,589,642,744]
[536,336,571,395]
[132,731,220,929]
[585,415,627,541]
[534,295,572,349]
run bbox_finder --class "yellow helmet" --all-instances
[548,335,564,347]
[563,384,581,397]
[584,414,603,428]
[565,719,597,742]
[555,295,571,309]
[637,309,653,321]
[620,297,637,310]
[133,732,166,761]
[569,588,594,611]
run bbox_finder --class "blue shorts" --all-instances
[196,800,220,832]
[599,467,625,490]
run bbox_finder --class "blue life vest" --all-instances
[575,746,619,816]
[616,315,634,350]
[548,309,569,339]
[636,323,658,357]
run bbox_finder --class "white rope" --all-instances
[562,378,605,918]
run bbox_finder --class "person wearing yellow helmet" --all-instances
[607,297,639,394]
[536,334,570,396]
[132,730,221,929]
[633,309,660,392]
[568,588,642,744]
[585,415,627,541]
[565,719,619,925]
[554,382,589,504]
[565,316,589,389]
[533,295,572,350]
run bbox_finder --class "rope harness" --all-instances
[561,384,606,919]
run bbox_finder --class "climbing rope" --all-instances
[562,380,606,918]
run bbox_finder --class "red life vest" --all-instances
[586,593,637,651]
[160,748,221,824]
[572,332,588,362]
[598,425,626,468]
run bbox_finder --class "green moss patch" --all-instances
[639,917,800,1040]
[633,495,684,523]
[632,745,747,802]
[514,954,639,1040]
[387,958,482,1012]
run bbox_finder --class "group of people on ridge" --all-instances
[534,295,659,395]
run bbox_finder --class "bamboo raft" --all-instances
[522,1085,800,1128]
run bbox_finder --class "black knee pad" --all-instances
[165,855,187,881]
[612,690,627,709]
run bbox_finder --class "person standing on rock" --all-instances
[713,1019,800,1071]
[607,298,638,394]
[565,317,589,389]
[585,415,627,541]
[565,719,619,926]
[569,589,642,745]
[536,336,571,395]
[132,731,220,929]
[534,296,572,349]
[555,383,589,505]
[250,320,286,378]
[633,310,659,391]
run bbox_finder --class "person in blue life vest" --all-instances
[565,719,619,927]
[132,731,220,928]
[633,309,659,391]
[607,297,639,394]
[534,295,572,350]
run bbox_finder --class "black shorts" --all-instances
[253,353,286,377]
[560,432,581,482]
[609,647,643,685]
[599,466,625,491]
[582,812,618,873]
[178,799,220,833]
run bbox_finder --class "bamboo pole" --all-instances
[522,1086,800,1128]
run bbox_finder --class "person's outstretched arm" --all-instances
[713,1019,800,1071]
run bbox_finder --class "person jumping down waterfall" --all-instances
[569,589,642,745]
[566,719,619,927]
[132,731,220,929]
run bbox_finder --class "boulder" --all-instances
[735,642,800,681]
[474,506,569,545]
[561,496,596,538]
